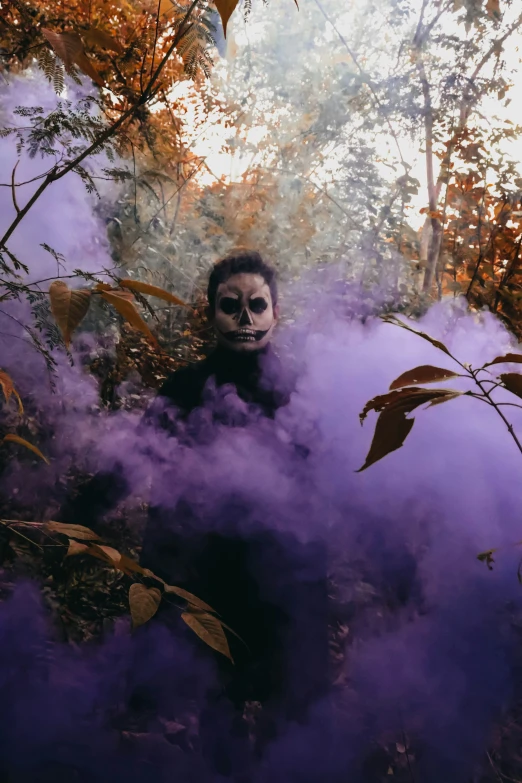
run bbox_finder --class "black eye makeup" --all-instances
[249,297,268,314]
[219,297,241,315]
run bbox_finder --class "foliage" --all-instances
[358,315,522,470]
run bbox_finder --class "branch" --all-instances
[311,0,409,173]
[0,0,200,252]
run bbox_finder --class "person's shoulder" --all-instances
[157,357,211,411]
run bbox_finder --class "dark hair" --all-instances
[207,250,278,313]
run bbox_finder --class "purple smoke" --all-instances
[3,73,522,782]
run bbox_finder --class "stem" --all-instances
[471,370,522,456]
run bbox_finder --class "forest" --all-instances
[3,0,522,781]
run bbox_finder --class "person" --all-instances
[59,250,328,774]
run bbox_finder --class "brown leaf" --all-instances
[389,365,459,390]
[42,29,103,85]
[49,281,91,347]
[129,583,162,628]
[181,609,233,661]
[119,279,188,308]
[66,539,90,557]
[358,387,462,471]
[484,353,522,367]
[382,315,452,356]
[83,27,123,54]
[0,370,23,414]
[360,386,462,424]
[44,521,101,540]
[164,584,217,613]
[88,544,122,567]
[500,373,522,399]
[42,29,83,69]
[486,0,500,18]
[213,0,239,37]
[100,290,158,346]
[2,434,49,464]
[357,409,415,472]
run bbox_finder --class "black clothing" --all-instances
[60,345,327,740]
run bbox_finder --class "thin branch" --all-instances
[10,161,20,214]
[0,0,200,252]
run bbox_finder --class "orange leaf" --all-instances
[119,279,188,308]
[83,27,124,54]
[49,281,91,347]
[213,0,239,37]
[0,370,23,414]
[100,290,158,346]
[42,29,103,86]
[3,434,49,464]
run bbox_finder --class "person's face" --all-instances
[212,272,278,353]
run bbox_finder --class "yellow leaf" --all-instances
[83,27,124,54]
[49,281,91,347]
[100,289,158,346]
[3,434,49,464]
[119,279,188,308]
[213,0,239,37]
[181,609,233,661]
[44,521,101,540]
[66,539,90,557]
[42,29,104,86]
[0,370,23,414]
[164,584,218,613]
[129,583,162,628]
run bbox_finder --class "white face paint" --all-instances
[212,273,278,354]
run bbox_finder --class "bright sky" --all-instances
[172,2,522,231]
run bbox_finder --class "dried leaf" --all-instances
[42,29,103,85]
[44,521,101,540]
[360,387,461,424]
[358,387,462,471]
[486,0,500,18]
[181,609,233,661]
[0,370,23,413]
[389,365,459,390]
[49,281,91,347]
[3,434,49,464]
[477,549,496,570]
[484,353,522,367]
[42,29,83,69]
[164,584,217,613]
[382,315,452,356]
[66,539,90,557]
[100,290,158,346]
[500,373,522,399]
[88,544,122,567]
[83,27,123,54]
[357,409,415,472]
[119,279,188,308]
[129,583,162,628]
[213,0,239,37]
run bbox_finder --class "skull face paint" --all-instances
[212,272,278,353]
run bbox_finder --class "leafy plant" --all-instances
[0,517,234,660]
[0,369,48,463]
[358,314,522,471]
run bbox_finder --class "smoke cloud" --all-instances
[2,72,522,783]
